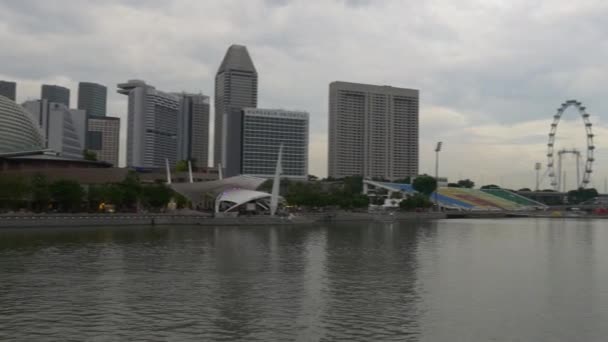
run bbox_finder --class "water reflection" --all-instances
[2,219,608,341]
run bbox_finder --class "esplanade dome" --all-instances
[0,95,44,153]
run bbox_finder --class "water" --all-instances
[1,219,608,341]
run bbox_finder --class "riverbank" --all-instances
[0,211,446,228]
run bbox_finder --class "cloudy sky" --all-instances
[2,0,608,190]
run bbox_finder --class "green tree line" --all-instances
[0,172,185,213]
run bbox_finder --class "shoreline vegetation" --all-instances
[0,211,445,228]
[0,210,603,229]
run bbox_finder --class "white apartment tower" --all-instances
[241,108,309,179]
[328,81,419,180]
[118,80,181,169]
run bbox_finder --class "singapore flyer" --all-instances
[546,100,595,191]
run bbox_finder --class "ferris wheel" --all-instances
[546,100,595,191]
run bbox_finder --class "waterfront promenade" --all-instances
[0,211,446,228]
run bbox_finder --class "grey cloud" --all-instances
[1,0,607,181]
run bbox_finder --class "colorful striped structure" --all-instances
[481,189,546,209]
[363,180,546,211]
[434,188,546,211]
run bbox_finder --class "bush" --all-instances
[399,194,433,211]
[50,180,85,212]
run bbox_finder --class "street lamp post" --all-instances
[434,141,443,211]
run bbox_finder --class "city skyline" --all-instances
[2,1,608,189]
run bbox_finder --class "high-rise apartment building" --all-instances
[87,116,120,166]
[0,81,16,101]
[22,100,86,159]
[214,44,258,168]
[118,80,181,169]
[177,93,210,167]
[240,108,309,179]
[41,84,70,107]
[78,82,107,117]
[328,81,419,180]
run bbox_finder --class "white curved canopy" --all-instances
[217,189,272,206]
[170,175,266,202]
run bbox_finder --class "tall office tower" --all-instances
[240,108,309,179]
[328,81,419,180]
[22,100,86,159]
[87,116,120,166]
[41,84,70,107]
[78,82,107,117]
[177,93,210,167]
[0,81,16,101]
[214,44,258,169]
[118,80,181,169]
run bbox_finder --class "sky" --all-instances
[1,0,608,190]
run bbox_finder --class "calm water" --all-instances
[1,219,608,341]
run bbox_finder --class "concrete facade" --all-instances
[118,80,180,169]
[328,81,419,180]
[87,116,120,166]
[78,82,107,117]
[0,81,16,101]
[41,84,70,107]
[214,44,258,169]
[22,100,86,159]
[241,108,309,180]
[177,93,210,167]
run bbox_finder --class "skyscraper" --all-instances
[41,84,70,107]
[240,108,309,179]
[328,81,419,180]
[0,81,16,101]
[214,44,258,169]
[22,100,86,159]
[78,82,107,117]
[177,93,210,167]
[118,80,181,169]
[87,116,120,166]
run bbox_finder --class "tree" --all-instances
[399,193,433,211]
[50,180,85,212]
[447,183,461,188]
[567,188,599,204]
[0,175,30,210]
[412,175,437,197]
[518,188,532,192]
[173,192,189,209]
[480,184,500,190]
[457,179,475,188]
[307,174,319,181]
[175,160,189,172]
[121,171,142,210]
[140,184,172,211]
[83,149,97,161]
[342,175,363,194]
[31,174,51,212]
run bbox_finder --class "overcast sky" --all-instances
[2,0,608,190]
